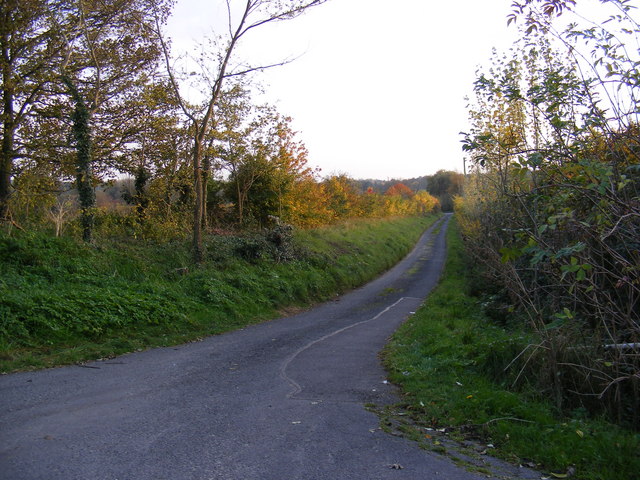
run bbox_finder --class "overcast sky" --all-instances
[166,0,522,180]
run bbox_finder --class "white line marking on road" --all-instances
[279,297,415,398]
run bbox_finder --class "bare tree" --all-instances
[47,196,76,237]
[154,0,328,263]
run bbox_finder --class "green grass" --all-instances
[0,215,437,372]
[383,219,640,480]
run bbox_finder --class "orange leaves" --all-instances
[385,182,414,199]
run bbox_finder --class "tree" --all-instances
[426,170,463,211]
[48,0,170,242]
[115,77,190,231]
[412,190,440,214]
[284,175,332,227]
[219,98,313,227]
[217,92,273,225]
[227,151,271,225]
[154,0,328,262]
[0,0,65,222]
[133,79,192,226]
[322,174,361,220]
[384,182,414,199]
[269,117,315,220]
[47,195,75,236]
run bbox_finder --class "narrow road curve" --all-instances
[1,214,531,480]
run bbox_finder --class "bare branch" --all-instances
[152,13,196,124]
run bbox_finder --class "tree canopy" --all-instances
[0,0,440,247]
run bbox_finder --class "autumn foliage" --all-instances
[0,0,438,241]
[458,1,640,428]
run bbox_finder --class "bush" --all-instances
[459,8,640,428]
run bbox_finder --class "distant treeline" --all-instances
[354,170,463,212]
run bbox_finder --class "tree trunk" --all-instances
[236,179,245,225]
[73,100,95,243]
[1,37,14,221]
[0,111,13,222]
[192,134,204,263]
[63,75,95,243]
[202,154,210,230]
[134,165,149,221]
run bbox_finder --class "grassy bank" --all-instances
[383,219,640,480]
[0,215,437,373]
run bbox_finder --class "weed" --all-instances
[383,219,640,480]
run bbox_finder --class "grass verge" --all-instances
[0,215,437,373]
[382,218,640,480]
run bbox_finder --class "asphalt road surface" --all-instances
[1,214,537,480]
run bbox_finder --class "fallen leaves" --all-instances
[543,465,576,479]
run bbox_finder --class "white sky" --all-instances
[165,0,524,180]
